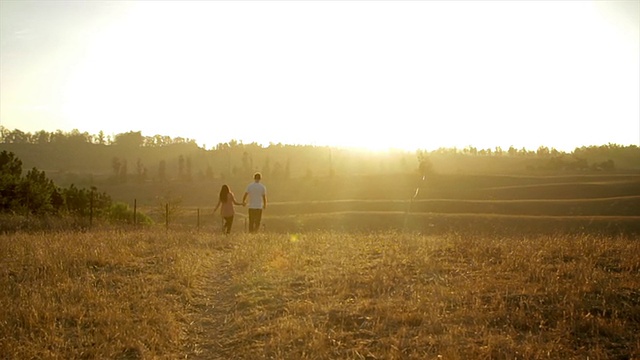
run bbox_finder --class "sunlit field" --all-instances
[2,229,638,359]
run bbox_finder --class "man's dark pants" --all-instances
[248,208,263,232]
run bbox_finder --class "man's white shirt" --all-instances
[246,182,266,209]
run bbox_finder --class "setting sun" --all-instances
[1,1,638,151]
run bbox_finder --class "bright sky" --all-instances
[1,1,639,152]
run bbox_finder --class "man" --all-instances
[242,172,267,232]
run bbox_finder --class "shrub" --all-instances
[108,202,153,225]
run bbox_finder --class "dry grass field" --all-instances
[1,229,639,359]
[2,172,638,359]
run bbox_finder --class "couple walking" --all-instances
[213,172,267,234]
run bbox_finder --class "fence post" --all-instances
[197,208,200,231]
[133,199,137,226]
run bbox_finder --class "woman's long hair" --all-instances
[219,184,230,202]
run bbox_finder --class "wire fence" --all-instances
[124,196,640,235]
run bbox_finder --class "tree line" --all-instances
[1,127,638,185]
[0,127,199,147]
[0,150,111,217]
[3,126,637,158]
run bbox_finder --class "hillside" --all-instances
[2,133,639,235]
[120,172,640,235]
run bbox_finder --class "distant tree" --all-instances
[0,150,22,177]
[0,150,113,215]
[537,146,550,157]
[119,159,128,183]
[145,135,158,146]
[0,151,113,216]
[112,157,121,180]
[178,155,185,180]
[113,131,143,148]
[51,188,65,213]
[35,130,50,144]
[4,129,27,143]
[0,151,23,211]
[185,156,192,181]
[97,130,106,145]
[20,167,56,214]
[0,126,7,143]
[158,160,167,181]
[519,147,532,156]
[68,129,90,144]
[64,184,85,215]
[146,134,171,147]
[51,130,67,144]
[136,159,146,183]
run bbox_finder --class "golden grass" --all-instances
[0,229,220,359]
[196,232,640,359]
[2,229,639,359]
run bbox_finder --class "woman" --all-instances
[213,184,244,234]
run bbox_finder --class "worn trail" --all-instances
[184,245,238,360]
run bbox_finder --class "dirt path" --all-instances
[184,246,237,360]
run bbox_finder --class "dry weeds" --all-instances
[191,232,639,360]
[2,230,639,359]
[0,229,218,359]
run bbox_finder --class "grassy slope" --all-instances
[265,196,640,216]
[133,173,640,235]
[96,172,640,206]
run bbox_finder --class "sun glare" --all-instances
[48,1,639,152]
